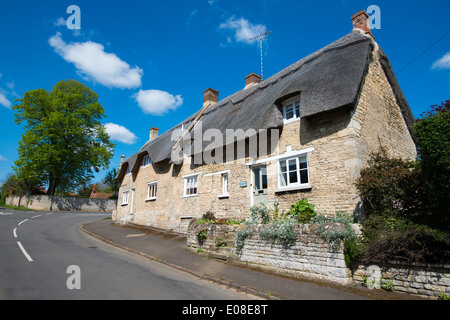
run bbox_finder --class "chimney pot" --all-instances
[244,73,261,89]
[351,10,372,34]
[203,88,219,107]
[149,127,159,141]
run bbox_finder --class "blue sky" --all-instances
[0,0,449,186]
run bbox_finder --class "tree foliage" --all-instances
[414,100,450,226]
[12,80,115,195]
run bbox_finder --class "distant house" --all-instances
[113,10,416,233]
[90,184,113,200]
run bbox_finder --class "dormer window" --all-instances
[142,155,151,167]
[282,96,300,124]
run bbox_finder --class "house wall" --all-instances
[114,45,417,233]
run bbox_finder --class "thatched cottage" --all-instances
[113,10,416,233]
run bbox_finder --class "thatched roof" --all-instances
[117,30,414,181]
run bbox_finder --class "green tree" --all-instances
[101,168,120,195]
[414,100,450,229]
[12,80,115,195]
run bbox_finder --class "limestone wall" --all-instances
[6,195,116,212]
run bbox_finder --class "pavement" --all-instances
[81,218,424,300]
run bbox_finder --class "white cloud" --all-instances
[53,17,66,27]
[49,32,143,89]
[0,92,11,108]
[134,89,183,115]
[432,52,450,70]
[0,155,7,161]
[104,123,138,145]
[219,16,267,44]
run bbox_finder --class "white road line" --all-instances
[17,241,33,262]
[31,215,42,219]
[18,219,29,225]
[13,228,17,238]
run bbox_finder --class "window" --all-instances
[142,155,151,167]
[126,165,131,175]
[121,190,129,205]
[282,98,300,123]
[278,155,309,189]
[221,173,229,197]
[146,182,157,200]
[184,174,199,197]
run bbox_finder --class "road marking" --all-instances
[31,214,42,219]
[18,219,29,225]
[17,241,33,262]
[13,228,17,238]
[0,212,13,215]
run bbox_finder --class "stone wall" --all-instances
[6,195,116,212]
[187,222,352,285]
[353,262,450,299]
[187,222,450,298]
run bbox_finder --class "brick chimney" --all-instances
[149,127,159,141]
[351,10,372,35]
[203,88,219,108]
[244,73,261,89]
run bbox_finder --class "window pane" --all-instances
[300,169,308,184]
[299,156,307,169]
[295,102,300,118]
[289,171,298,184]
[288,159,297,172]
[279,172,287,186]
[254,168,261,190]
[285,105,294,119]
[280,160,287,173]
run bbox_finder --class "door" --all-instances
[252,165,268,206]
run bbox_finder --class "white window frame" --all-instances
[282,96,300,124]
[183,172,201,198]
[121,189,130,205]
[142,155,151,167]
[146,181,157,201]
[220,173,229,198]
[276,154,311,192]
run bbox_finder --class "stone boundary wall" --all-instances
[187,222,450,298]
[6,195,117,212]
[352,262,450,299]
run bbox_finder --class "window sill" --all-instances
[218,194,229,199]
[283,117,300,125]
[145,197,156,202]
[275,184,311,193]
[121,203,128,206]
[182,194,199,199]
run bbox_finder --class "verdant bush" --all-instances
[289,198,317,223]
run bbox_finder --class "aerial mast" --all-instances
[249,28,271,80]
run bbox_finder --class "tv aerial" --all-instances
[249,28,271,80]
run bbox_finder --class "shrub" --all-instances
[311,214,356,251]
[289,198,317,223]
[235,229,253,251]
[355,149,425,220]
[197,229,207,242]
[249,203,270,224]
[259,218,297,247]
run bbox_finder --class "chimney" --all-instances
[244,73,261,89]
[203,88,219,108]
[149,127,159,141]
[351,10,372,35]
[118,154,125,172]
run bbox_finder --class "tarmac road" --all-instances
[0,208,258,300]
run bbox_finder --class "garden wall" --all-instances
[6,195,116,212]
[187,222,450,298]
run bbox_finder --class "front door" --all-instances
[252,165,268,206]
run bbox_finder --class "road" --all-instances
[0,208,257,300]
